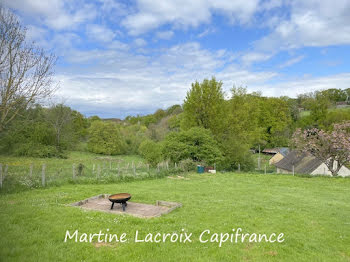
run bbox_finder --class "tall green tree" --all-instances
[162,127,222,165]
[87,121,125,155]
[181,77,226,135]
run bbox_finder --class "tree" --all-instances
[0,7,56,131]
[292,121,350,176]
[87,121,125,155]
[162,127,223,165]
[138,140,163,167]
[259,97,292,147]
[181,77,226,135]
[45,104,73,151]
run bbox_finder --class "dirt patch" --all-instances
[266,251,278,256]
[167,176,189,180]
[93,242,115,248]
[71,194,181,218]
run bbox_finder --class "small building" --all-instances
[274,151,350,177]
[262,148,280,155]
[269,148,290,165]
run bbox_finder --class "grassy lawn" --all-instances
[1,172,349,261]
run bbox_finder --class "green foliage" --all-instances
[181,77,226,135]
[179,158,197,172]
[120,124,148,154]
[87,121,125,155]
[162,127,222,165]
[258,97,292,147]
[220,138,255,171]
[138,140,163,166]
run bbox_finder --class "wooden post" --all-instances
[258,145,261,170]
[29,163,33,179]
[97,164,101,179]
[4,165,8,178]
[42,164,46,187]
[175,162,177,169]
[72,164,76,180]
[238,163,240,172]
[0,164,2,189]
[292,165,295,176]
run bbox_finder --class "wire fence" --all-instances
[0,160,184,193]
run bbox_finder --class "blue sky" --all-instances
[3,0,350,118]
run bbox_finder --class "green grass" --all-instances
[299,106,350,118]
[1,172,349,261]
[0,152,155,193]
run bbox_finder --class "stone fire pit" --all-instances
[70,194,181,218]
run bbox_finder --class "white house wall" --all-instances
[310,163,350,177]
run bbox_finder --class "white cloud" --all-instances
[54,42,279,117]
[156,30,174,40]
[241,52,273,65]
[134,38,147,46]
[2,0,96,30]
[254,73,350,98]
[86,24,116,43]
[278,55,305,68]
[197,28,215,38]
[255,0,350,51]
[122,0,260,35]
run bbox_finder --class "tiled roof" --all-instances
[274,151,323,174]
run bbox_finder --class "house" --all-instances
[274,151,350,177]
[269,148,290,165]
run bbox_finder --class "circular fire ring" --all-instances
[108,193,131,211]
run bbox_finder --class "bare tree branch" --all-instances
[0,6,57,131]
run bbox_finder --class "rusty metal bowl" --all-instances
[108,193,131,211]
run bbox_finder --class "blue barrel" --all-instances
[197,165,205,173]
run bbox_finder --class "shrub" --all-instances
[138,140,163,167]
[87,121,125,155]
[179,158,197,172]
[162,127,223,164]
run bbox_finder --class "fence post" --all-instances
[72,164,76,180]
[238,163,240,172]
[97,164,101,179]
[4,165,8,178]
[42,164,46,187]
[292,165,295,176]
[175,162,177,169]
[0,164,2,189]
[29,163,33,179]
[264,165,266,175]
